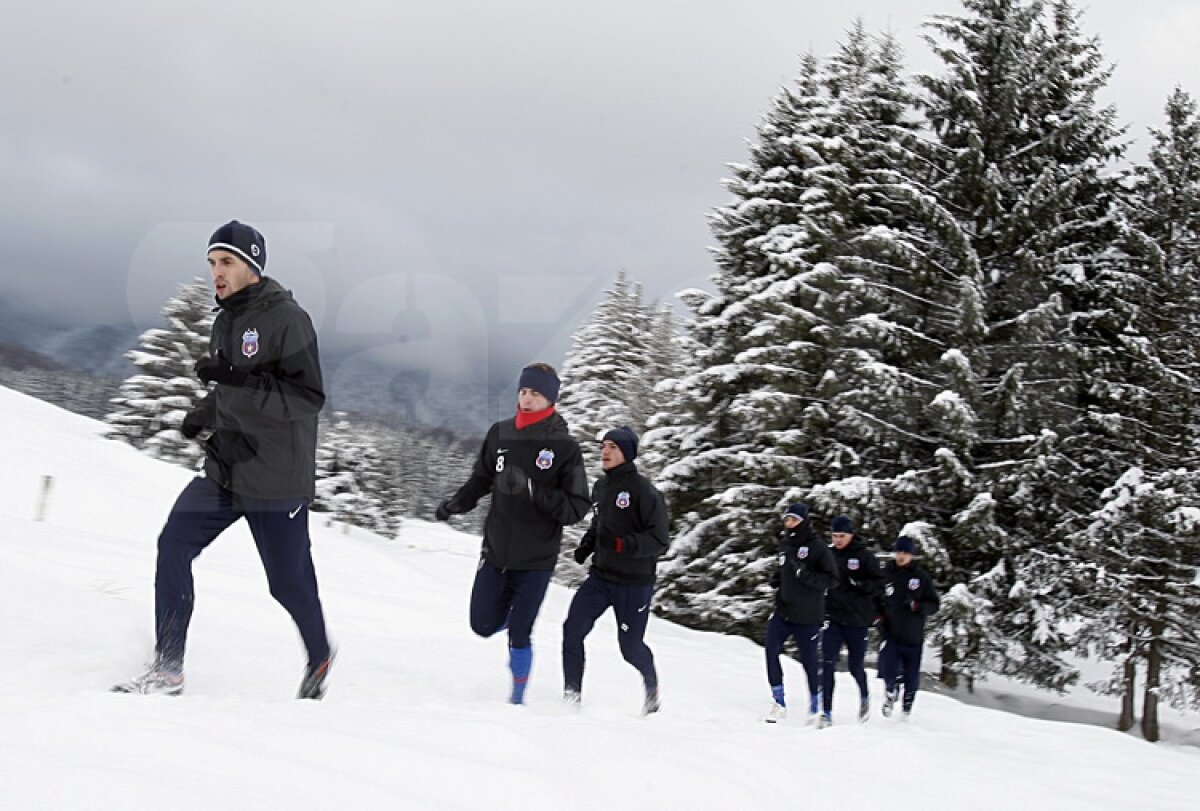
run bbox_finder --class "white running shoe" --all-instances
[112,665,184,696]
[764,702,787,723]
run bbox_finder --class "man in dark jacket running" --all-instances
[821,514,884,725]
[878,536,940,717]
[762,503,836,724]
[436,363,590,704]
[114,220,333,699]
[564,427,669,715]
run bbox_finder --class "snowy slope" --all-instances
[0,386,1195,810]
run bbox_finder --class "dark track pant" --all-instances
[562,572,657,693]
[469,561,553,649]
[879,637,923,711]
[821,622,870,713]
[765,613,821,696]
[155,476,330,669]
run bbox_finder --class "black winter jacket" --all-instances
[772,519,837,625]
[576,462,669,587]
[447,411,590,571]
[879,560,940,646]
[825,537,885,627]
[196,278,324,500]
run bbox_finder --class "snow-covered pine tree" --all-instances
[773,28,990,619]
[631,301,683,433]
[1127,86,1200,464]
[313,412,388,533]
[638,301,694,483]
[653,53,837,636]
[1050,87,1200,739]
[556,270,650,471]
[1063,468,1200,742]
[105,278,214,466]
[917,0,1128,689]
[556,271,671,583]
[655,27,937,638]
[800,24,987,539]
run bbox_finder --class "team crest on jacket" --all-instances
[885,583,895,596]
[848,558,860,571]
[908,578,921,591]
[241,328,260,358]
[615,490,631,509]
[535,448,555,470]
[796,546,809,560]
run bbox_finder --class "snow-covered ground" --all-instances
[0,385,1195,810]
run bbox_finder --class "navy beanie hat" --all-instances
[894,536,916,554]
[602,426,639,462]
[518,364,560,403]
[208,220,266,276]
[783,503,809,521]
[830,515,854,534]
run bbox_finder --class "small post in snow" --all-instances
[35,474,54,522]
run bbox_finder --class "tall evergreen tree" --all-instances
[655,26,942,638]
[1127,87,1200,462]
[1051,87,1200,739]
[105,279,214,466]
[637,302,692,480]
[1064,468,1200,741]
[556,270,649,471]
[917,0,1128,689]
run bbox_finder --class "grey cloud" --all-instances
[2,1,1195,409]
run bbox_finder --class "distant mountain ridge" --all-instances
[0,296,489,439]
[0,295,139,379]
[0,340,60,371]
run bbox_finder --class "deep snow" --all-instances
[0,386,1195,810]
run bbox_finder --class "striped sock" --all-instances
[509,645,532,704]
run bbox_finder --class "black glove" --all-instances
[494,464,531,497]
[573,544,593,565]
[195,352,248,387]
[435,499,456,522]
[180,407,207,439]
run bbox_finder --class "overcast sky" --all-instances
[2,0,1197,400]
